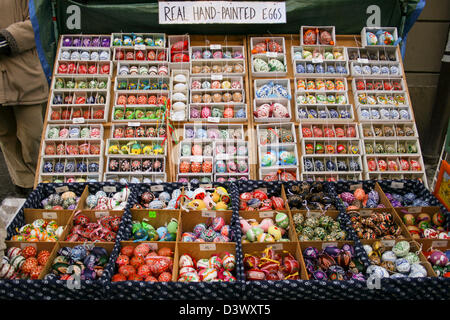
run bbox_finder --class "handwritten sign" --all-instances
[159,1,286,24]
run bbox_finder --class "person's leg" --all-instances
[0,106,28,188]
[13,103,44,188]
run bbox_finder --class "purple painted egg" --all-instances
[341,244,354,257]
[84,254,97,269]
[368,190,379,204]
[91,37,101,47]
[429,251,448,266]
[340,192,355,204]
[193,223,208,237]
[352,273,366,281]
[313,270,327,280]
[384,193,393,201]
[101,37,111,47]
[72,37,81,47]
[81,267,96,280]
[91,247,108,258]
[63,37,72,46]
[303,247,319,260]
[323,246,340,258]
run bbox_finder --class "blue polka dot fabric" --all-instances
[1,180,449,300]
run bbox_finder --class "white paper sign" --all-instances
[202,211,216,218]
[103,186,117,193]
[357,58,369,63]
[159,1,286,24]
[391,182,404,189]
[207,117,220,123]
[200,243,216,251]
[151,185,164,192]
[381,240,395,247]
[95,211,109,218]
[269,244,283,251]
[210,44,222,50]
[259,211,274,218]
[128,122,141,127]
[55,186,69,193]
[407,207,422,213]
[211,74,223,80]
[72,117,85,124]
[43,212,57,220]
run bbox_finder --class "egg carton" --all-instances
[116,61,170,77]
[111,105,166,122]
[52,75,111,92]
[176,174,213,183]
[259,144,299,169]
[301,155,363,174]
[295,77,348,93]
[256,123,297,145]
[357,106,413,123]
[39,174,101,184]
[178,156,214,175]
[190,89,245,105]
[190,75,244,92]
[190,45,245,62]
[183,123,245,141]
[178,140,214,158]
[114,89,170,105]
[105,138,167,157]
[299,123,359,139]
[301,172,363,182]
[189,103,248,122]
[45,124,104,141]
[362,138,422,156]
[291,45,347,63]
[215,173,250,182]
[59,34,112,49]
[354,91,410,109]
[104,173,166,184]
[359,123,419,139]
[251,54,287,77]
[110,123,167,139]
[295,91,350,107]
[351,78,406,93]
[170,69,189,121]
[111,33,166,48]
[259,167,299,181]
[350,60,403,78]
[113,47,168,62]
[39,156,103,178]
[301,139,362,156]
[253,99,292,123]
[168,35,190,60]
[41,139,104,158]
[214,140,249,160]
[253,78,291,100]
[51,90,109,107]
[363,155,425,175]
[347,46,399,63]
[57,46,111,62]
[105,157,166,175]
[294,60,349,77]
[47,105,109,123]
[250,36,286,54]
[54,60,113,77]
[361,27,399,48]
[191,60,245,76]
[214,156,249,174]
[300,26,336,46]
[296,104,355,122]
[115,76,170,93]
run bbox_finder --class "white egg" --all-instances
[174,83,187,91]
[172,92,186,100]
[174,74,187,83]
[172,102,186,111]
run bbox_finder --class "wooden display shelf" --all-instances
[35,34,421,187]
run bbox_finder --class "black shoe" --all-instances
[14,185,33,198]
